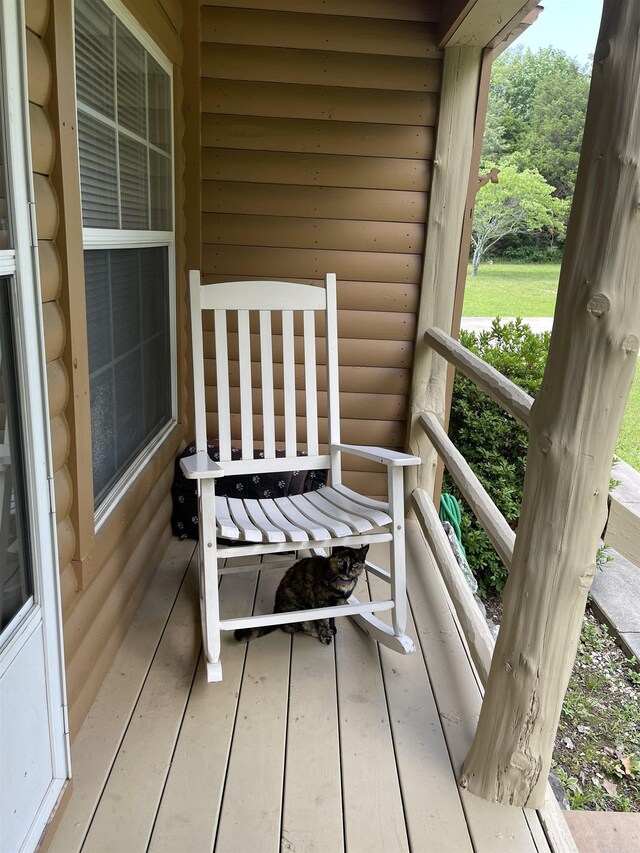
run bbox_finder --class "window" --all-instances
[75,0,175,513]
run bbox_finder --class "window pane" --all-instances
[89,367,116,501]
[75,0,172,234]
[116,20,146,138]
[0,55,9,250]
[119,136,148,229]
[0,279,34,631]
[110,249,140,356]
[85,247,171,507]
[150,150,171,231]
[114,351,144,468]
[85,250,112,373]
[78,112,119,228]
[75,0,114,120]
[147,55,171,152]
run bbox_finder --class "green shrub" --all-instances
[444,319,550,594]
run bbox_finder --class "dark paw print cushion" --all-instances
[171,442,328,541]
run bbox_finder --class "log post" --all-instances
[462,0,640,808]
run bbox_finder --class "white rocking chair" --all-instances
[184,271,419,681]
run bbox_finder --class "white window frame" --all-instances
[74,0,177,528]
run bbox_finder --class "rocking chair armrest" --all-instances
[180,452,225,480]
[332,443,421,468]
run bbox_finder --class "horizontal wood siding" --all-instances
[200,2,442,495]
[32,0,186,739]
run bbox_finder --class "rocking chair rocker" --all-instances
[183,271,419,681]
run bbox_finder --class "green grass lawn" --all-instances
[463,262,560,317]
[461,260,639,471]
[617,362,640,471]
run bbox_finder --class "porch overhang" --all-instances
[440,0,542,49]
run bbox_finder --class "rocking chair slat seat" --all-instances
[225,497,266,542]
[313,486,393,528]
[273,496,332,540]
[285,493,354,538]
[242,499,289,543]
[186,271,419,683]
[256,498,308,543]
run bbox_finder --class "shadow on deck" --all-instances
[48,523,565,852]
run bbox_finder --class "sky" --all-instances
[513,0,604,67]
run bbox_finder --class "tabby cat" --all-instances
[234,545,369,645]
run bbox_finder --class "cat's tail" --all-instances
[233,624,279,643]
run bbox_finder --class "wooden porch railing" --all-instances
[418,327,640,569]
[411,326,638,846]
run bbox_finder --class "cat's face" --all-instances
[329,545,369,581]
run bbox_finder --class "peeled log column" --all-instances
[462,0,640,808]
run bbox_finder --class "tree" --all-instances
[483,47,590,199]
[470,163,569,275]
[522,64,590,198]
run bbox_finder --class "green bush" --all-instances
[444,319,550,594]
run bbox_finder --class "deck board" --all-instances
[405,523,541,853]
[367,554,474,853]
[281,633,344,853]
[81,560,201,853]
[148,566,258,853]
[336,574,410,853]
[48,531,556,853]
[214,567,291,853]
[48,539,195,853]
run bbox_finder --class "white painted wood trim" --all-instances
[331,484,389,512]
[316,487,392,527]
[180,452,224,480]
[214,455,332,477]
[259,310,276,459]
[418,411,515,569]
[303,310,319,455]
[388,465,408,635]
[189,271,208,452]
[216,533,393,559]
[333,443,421,467]
[301,490,372,534]
[325,273,341,483]
[220,599,394,631]
[237,309,253,460]
[282,310,296,456]
[226,498,266,543]
[214,310,232,461]
[287,493,353,538]
[425,327,534,428]
[198,280,325,311]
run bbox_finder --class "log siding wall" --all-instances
[27,0,187,737]
[199,1,443,497]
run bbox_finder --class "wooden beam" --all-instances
[406,45,482,500]
[426,328,533,427]
[412,488,494,682]
[462,0,640,808]
[418,412,515,568]
[439,0,539,49]
[410,499,578,853]
[434,46,494,505]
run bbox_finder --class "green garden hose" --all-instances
[439,493,466,558]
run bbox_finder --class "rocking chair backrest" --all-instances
[189,271,340,479]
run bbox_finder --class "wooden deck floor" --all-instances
[49,523,563,853]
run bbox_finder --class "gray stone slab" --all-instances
[591,550,640,633]
[618,633,640,662]
[611,458,640,508]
